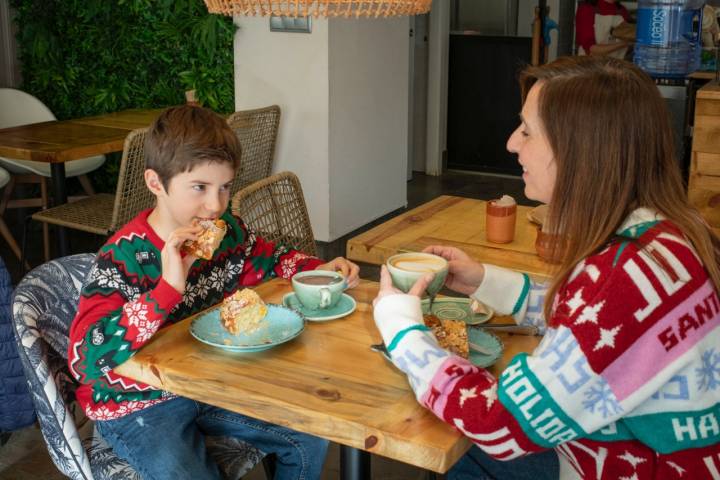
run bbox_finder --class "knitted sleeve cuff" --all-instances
[470,264,529,316]
[373,294,425,345]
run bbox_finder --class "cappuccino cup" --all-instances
[292,270,346,310]
[386,252,449,297]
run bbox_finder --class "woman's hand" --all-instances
[373,265,434,307]
[316,257,360,288]
[423,245,485,295]
[161,224,202,294]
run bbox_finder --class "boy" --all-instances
[68,105,359,479]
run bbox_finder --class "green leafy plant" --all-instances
[11,0,237,191]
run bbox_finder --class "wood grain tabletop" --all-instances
[114,278,541,473]
[347,195,553,279]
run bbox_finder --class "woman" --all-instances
[373,56,720,479]
[575,0,630,57]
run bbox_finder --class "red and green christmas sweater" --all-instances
[68,208,323,421]
[374,208,720,479]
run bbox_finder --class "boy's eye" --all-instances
[521,130,529,137]
[220,183,232,192]
[192,184,206,192]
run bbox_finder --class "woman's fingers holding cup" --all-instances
[373,266,402,307]
[379,264,393,290]
[407,273,436,298]
[422,245,470,262]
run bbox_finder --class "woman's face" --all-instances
[506,83,557,204]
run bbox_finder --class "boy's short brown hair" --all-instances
[145,105,242,189]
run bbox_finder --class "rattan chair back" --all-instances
[28,127,154,246]
[110,128,155,232]
[226,105,280,193]
[231,171,316,256]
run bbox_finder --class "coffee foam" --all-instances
[391,257,445,273]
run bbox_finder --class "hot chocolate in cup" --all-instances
[386,252,449,297]
[292,270,346,310]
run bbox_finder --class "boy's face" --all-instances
[152,161,236,230]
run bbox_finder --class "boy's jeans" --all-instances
[448,445,559,480]
[95,397,328,480]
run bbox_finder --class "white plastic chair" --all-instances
[0,89,106,260]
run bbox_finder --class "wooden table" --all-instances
[347,195,552,279]
[114,278,540,478]
[0,108,163,254]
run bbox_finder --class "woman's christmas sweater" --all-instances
[68,208,323,421]
[374,208,720,479]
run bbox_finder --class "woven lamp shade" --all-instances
[204,0,432,18]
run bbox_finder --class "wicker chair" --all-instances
[231,171,317,256]
[226,106,280,194]
[23,128,154,265]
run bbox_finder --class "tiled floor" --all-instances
[0,171,528,479]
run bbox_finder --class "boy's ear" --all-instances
[144,169,165,196]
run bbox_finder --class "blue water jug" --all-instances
[634,0,704,78]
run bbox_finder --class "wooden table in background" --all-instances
[0,108,163,254]
[115,278,540,478]
[347,195,552,279]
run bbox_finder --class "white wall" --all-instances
[426,0,450,176]
[328,17,409,239]
[234,17,331,239]
[234,15,410,242]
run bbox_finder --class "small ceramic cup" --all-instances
[535,228,565,264]
[386,252,449,297]
[292,270,346,310]
[486,199,517,244]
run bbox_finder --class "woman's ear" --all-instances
[144,169,165,196]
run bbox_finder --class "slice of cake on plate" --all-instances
[424,314,469,358]
[221,289,268,335]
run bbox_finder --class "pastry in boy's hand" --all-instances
[182,219,227,259]
[424,314,469,358]
[220,289,268,335]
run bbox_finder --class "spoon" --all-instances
[426,291,436,313]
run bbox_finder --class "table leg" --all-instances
[340,446,371,480]
[50,163,69,256]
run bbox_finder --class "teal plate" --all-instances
[282,293,357,322]
[421,297,493,325]
[467,328,504,368]
[190,304,304,352]
[371,327,503,368]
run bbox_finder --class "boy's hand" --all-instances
[161,225,203,294]
[316,257,360,289]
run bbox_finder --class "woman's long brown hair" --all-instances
[518,56,720,322]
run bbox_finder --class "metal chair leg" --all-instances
[261,453,277,479]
